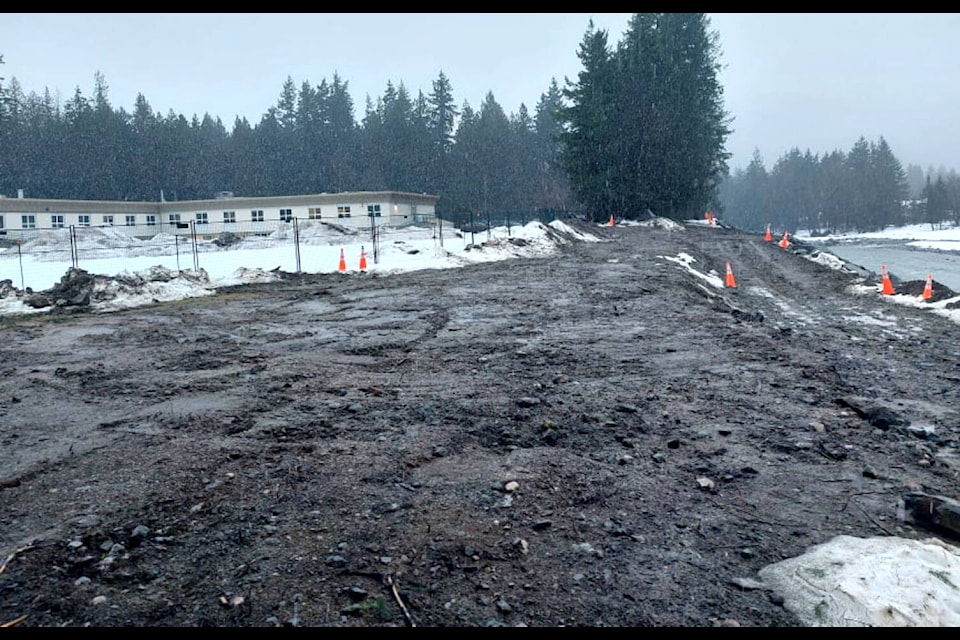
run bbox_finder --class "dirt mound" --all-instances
[895,277,957,303]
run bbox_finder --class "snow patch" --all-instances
[759,535,960,627]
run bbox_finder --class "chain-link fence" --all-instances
[0,210,587,292]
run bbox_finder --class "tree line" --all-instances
[8,14,954,232]
[719,137,960,234]
[0,67,571,220]
[0,14,734,225]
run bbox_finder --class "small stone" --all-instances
[91,595,108,605]
[504,481,520,492]
[696,477,716,491]
[324,554,347,567]
[496,598,512,613]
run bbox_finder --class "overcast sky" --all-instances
[4,13,960,173]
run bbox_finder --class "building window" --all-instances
[196,212,208,225]
[125,215,136,226]
[51,215,65,229]
[78,215,90,227]
[22,215,36,229]
[337,205,350,214]
[0,215,4,229]
[367,204,381,218]
[251,209,264,222]
[308,207,322,220]
[223,211,236,224]
[102,215,114,226]
[280,208,293,222]
[146,215,157,226]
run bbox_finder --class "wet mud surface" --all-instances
[1,221,959,627]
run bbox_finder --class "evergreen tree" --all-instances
[845,136,873,231]
[533,78,570,212]
[556,20,617,220]
[904,163,925,200]
[817,150,851,233]
[557,14,730,220]
[869,136,908,229]
[922,174,948,229]
[324,73,358,192]
[427,70,458,208]
[0,55,12,195]
[769,148,819,233]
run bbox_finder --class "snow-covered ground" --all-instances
[797,221,960,252]
[0,220,600,317]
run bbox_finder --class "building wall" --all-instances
[0,191,437,239]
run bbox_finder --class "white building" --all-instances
[0,190,439,240]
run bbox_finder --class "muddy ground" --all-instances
[1,221,959,627]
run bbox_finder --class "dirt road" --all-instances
[1,220,958,627]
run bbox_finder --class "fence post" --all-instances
[175,235,181,271]
[293,217,302,273]
[69,225,78,269]
[17,242,25,291]
[190,221,199,272]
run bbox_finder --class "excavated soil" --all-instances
[1,221,959,627]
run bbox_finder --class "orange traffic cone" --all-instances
[779,231,789,249]
[764,224,772,242]
[338,248,346,273]
[608,215,615,227]
[922,274,933,300]
[725,261,737,288]
[359,247,368,271]
[880,265,894,295]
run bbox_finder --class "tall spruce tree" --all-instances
[558,14,730,221]
[869,136,908,229]
[534,78,570,212]
[556,20,617,220]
